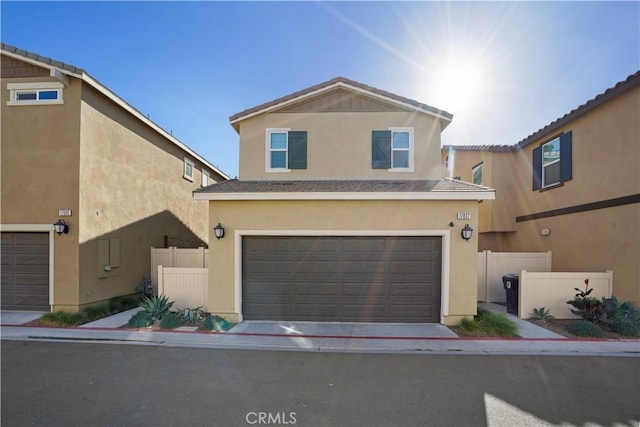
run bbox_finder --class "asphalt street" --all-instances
[2,340,639,426]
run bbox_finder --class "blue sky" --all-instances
[2,1,638,177]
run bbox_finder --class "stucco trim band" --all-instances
[233,229,451,324]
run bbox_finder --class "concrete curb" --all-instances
[2,324,639,356]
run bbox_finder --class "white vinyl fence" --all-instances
[477,251,552,303]
[518,270,613,319]
[157,266,208,311]
[150,247,208,294]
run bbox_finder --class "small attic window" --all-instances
[7,82,64,106]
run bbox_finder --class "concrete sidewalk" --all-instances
[1,324,638,356]
[2,305,638,356]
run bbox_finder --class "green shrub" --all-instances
[127,311,154,328]
[611,320,639,337]
[202,315,232,332]
[178,307,205,324]
[567,320,605,338]
[140,295,174,320]
[159,313,182,329]
[108,295,139,313]
[40,311,88,327]
[530,307,554,323]
[457,309,518,337]
[83,304,110,321]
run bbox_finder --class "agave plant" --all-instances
[530,307,554,323]
[178,307,205,324]
[140,295,174,320]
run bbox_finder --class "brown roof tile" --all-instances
[195,179,488,194]
[229,77,453,126]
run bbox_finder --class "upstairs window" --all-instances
[472,163,483,185]
[183,158,195,181]
[7,82,64,106]
[201,170,210,187]
[532,131,572,191]
[372,127,414,171]
[266,129,307,171]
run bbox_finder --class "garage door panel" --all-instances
[242,236,441,323]
[244,260,293,273]
[342,304,387,319]
[389,283,434,296]
[244,282,292,296]
[243,303,294,318]
[342,282,386,296]
[343,238,386,252]
[343,260,386,274]
[294,282,340,296]
[294,238,340,252]
[293,260,341,273]
[390,260,434,274]
[294,304,338,317]
[1,232,50,311]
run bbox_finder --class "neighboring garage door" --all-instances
[1,232,50,311]
[242,236,441,323]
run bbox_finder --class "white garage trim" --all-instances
[234,229,451,324]
[1,224,55,308]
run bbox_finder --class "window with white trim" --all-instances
[472,163,483,185]
[371,127,414,171]
[7,82,64,106]
[201,170,210,187]
[268,129,288,170]
[532,131,572,191]
[541,137,560,187]
[183,158,194,181]
[265,128,308,172]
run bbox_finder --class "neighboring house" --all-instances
[195,77,494,325]
[1,43,228,312]
[443,71,640,303]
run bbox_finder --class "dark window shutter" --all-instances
[288,131,307,169]
[532,146,542,191]
[559,131,572,183]
[372,130,391,169]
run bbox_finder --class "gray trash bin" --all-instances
[502,274,519,315]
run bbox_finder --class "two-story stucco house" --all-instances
[443,71,640,304]
[195,77,494,325]
[1,43,228,312]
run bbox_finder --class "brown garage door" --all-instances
[242,236,441,323]
[1,232,50,311]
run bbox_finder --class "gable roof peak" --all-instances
[229,76,453,131]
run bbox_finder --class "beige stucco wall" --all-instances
[1,75,83,307]
[206,199,480,325]
[238,111,446,180]
[2,56,226,311]
[445,85,640,303]
[76,82,222,306]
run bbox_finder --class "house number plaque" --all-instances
[457,213,471,220]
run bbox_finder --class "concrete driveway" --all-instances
[230,321,458,338]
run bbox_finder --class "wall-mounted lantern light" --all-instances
[213,223,225,240]
[461,224,473,241]
[53,219,69,235]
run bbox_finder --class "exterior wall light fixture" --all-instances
[214,223,225,240]
[461,224,473,241]
[53,219,69,235]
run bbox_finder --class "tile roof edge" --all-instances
[228,76,453,125]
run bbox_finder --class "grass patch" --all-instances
[39,311,88,327]
[457,309,518,338]
[34,294,141,327]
